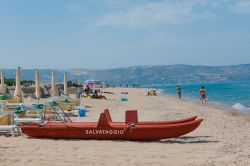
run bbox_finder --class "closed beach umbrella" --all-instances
[64,72,68,95]
[35,70,40,99]
[0,69,4,94]
[51,72,56,97]
[14,67,22,103]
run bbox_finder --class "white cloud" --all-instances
[231,0,250,14]
[90,0,219,30]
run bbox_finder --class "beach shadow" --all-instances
[0,146,11,149]
[84,105,92,108]
[108,136,218,144]
[151,136,219,144]
[26,136,219,144]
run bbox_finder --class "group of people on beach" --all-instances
[147,89,157,96]
[81,85,107,100]
[176,85,206,104]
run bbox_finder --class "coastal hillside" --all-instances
[2,64,250,85]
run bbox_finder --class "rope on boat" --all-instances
[126,122,136,132]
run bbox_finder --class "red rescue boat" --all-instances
[20,109,203,141]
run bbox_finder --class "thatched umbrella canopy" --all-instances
[63,72,68,95]
[14,67,22,103]
[35,70,40,99]
[51,72,56,97]
[0,69,5,94]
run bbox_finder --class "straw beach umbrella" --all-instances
[0,69,5,94]
[35,70,41,99]
[14,67,22,103]
[51,72,56,97]
[64,72,68,95]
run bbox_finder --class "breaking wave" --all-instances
[232,103,250,113]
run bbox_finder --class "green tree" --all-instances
[2,78,35,86]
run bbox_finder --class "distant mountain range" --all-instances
[2,64,250,85]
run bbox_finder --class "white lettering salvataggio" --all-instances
[85,130,124,135]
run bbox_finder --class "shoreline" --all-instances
[141,86,250,127]
[155,87,250,115]
[156,92,250,121]
[145,81,250,114]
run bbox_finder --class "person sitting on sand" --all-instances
[81,85,91,98]
[199,86,206,104]
[83,85,90,94]
[147,90,157,96]
[91,90,99,99]
[177,85,181,99]
[153,90,157,96]
[92,90,107,100]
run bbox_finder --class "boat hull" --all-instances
[20,119,203,140]
[20,109,203,141]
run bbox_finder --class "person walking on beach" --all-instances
[177,85,181,99]
[199,86,206,104]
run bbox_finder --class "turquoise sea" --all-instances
[145,81,250,113]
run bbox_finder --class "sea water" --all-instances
[145,81,250,113]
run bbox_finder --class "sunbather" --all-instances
[92,90,107,100]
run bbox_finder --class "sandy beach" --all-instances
[0,87,250,166]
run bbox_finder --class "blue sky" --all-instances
[0,0,250,69]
